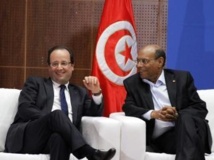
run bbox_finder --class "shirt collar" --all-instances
[158,70,166,85]
[52,80,69,90]
[143,70,165,86]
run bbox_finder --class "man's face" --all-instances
[136,47,163,83]
[48,49,74,84]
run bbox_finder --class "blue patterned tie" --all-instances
[60,85,68,116]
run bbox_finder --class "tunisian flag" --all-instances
[92,0,137,117]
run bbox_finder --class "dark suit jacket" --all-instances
[5,76,103,153]
[122,69,211,151]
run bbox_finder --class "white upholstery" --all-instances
[0,88,20,151]
[0,153,81,160]
[198,89,214,152]
[110,89,214,160]
[0,88,121,160]
[82,117,121,160]
[110,112,145,160]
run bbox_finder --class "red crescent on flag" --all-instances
[96,21,137,85]
[105,29,132,77]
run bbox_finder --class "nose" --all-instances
[136,62,144,67]
[55,64,64,69]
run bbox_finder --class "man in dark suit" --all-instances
[5,45,116,160]
[122,44,212,160]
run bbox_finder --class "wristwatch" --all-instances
[92,89,102,96]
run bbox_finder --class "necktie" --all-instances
[60,85,68,116]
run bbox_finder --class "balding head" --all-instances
[140,44,161,54]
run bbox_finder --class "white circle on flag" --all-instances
[96,21,137,85]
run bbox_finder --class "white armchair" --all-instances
[110,89,214,160]
[81,116,121,160]
[0,88,121,160]
[110,112,145,160]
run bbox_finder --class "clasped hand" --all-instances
[83,76,101,94]
[151,106,178,121]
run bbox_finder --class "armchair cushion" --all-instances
[110,112,145,160]
[197,89,214,152]
[82,116,121,160]
[0,89,20,151]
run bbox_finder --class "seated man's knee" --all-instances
[50,133,64,143]
[176,113,194,127]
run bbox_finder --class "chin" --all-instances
[139,74,146,79]
[59,80,68,84]
[53,78,66,84]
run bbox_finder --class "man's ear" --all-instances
[157,57,164,67]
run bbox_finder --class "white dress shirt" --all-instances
[51,81,102,122]
[142,71,175,139]
[52,81,73,121]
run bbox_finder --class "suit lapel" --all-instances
[136,74,154,109]
[164,70,177,107]
[44,78,54,112]
[68,85,78,124]
[141,83,154,109]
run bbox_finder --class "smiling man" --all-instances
[122,44,212,160]
[5,45,116,160]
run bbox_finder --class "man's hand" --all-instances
[83,76,101,94]
[151,106,178,121]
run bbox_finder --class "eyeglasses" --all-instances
[50,61,71,68]
[134,58,156,65]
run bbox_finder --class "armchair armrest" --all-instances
[81,116,121,160]
[110,112,146,160]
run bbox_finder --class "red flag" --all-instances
[92,0,137,117]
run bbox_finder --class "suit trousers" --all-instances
[21,110,86,160]
[151,113,210,160]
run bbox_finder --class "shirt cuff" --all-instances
[142,110,153,120]
[92,94,103,105]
